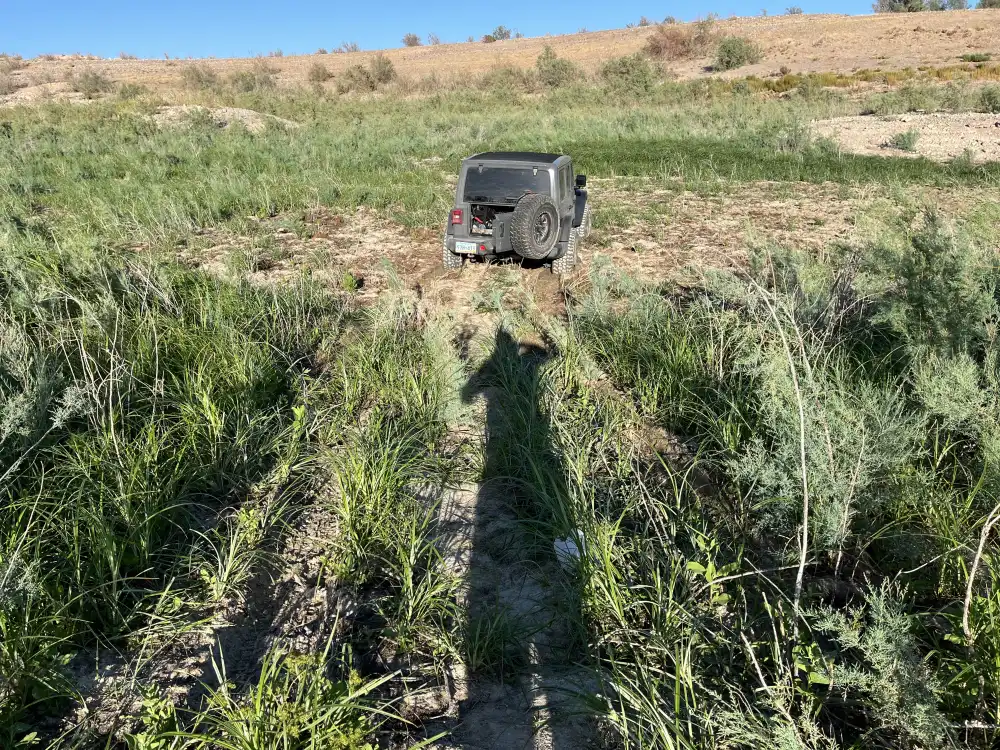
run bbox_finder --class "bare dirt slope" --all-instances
[8,10,1000,98]
[814,112,1000,161]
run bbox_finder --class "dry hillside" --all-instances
[5,10,1000,100]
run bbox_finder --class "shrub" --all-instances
[978,84,1000,112]
[644,19,718,60]
[70,70,114,98]
[481,34,497,43]
[714,36,763,70]
[316,47,328,54]
[118,51,137,60]
[0,54,26,74]
[369,54,396,84]
[786,5,804,12]
[600,53,658,95]
[865,213,996,357]
[814,585,948,747]
[477,66,536,92]
[491,25,513,41]
[663,15,678,22]
[962,52,992,62]
[268,49,283,57]
[117,82,146,100]
[402,33,422,47]
[0,75,22,95]
[228,60,278,93]
[181,64,219,90]
[536,46,579,87]
[427,33,441,45]
[886,128,920,152]
[308,62,332,83]
[873,0,928,11]
[335,42,361,53]
[980,0,1000,6]
[338,65,375,93]
[638,16,652,26]
[337,55,396,93]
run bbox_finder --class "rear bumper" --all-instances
[445,234,498,256]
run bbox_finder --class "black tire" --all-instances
[443,242,463,270]
[578,203,593,240]
[552,228,578,275]
[510,193,560,260]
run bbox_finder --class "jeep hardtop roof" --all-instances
[465,151,565,164]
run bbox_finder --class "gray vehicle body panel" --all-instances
[445,152,588,260]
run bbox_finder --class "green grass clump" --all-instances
[887,128,921,151]
[129,641,388,749]
[714,36,763,71]
[962,53,993,63]
[0,248,348,737]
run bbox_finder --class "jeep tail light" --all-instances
[451,209,463,225]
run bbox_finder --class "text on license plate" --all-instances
[456,241,479,254]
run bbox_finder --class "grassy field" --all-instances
[4,64,1000,749]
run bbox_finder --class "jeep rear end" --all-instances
[446,161,555,259]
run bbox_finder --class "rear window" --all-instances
[463,166,551,203]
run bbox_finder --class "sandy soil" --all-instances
[5,10,1000,102]
[814,112,1000,161]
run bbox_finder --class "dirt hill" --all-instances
[6,10,1000,98]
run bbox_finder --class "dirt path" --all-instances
[428,479,595,749]
[428,352,596,749]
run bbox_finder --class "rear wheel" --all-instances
[551,228,578,275]
[443,243,463,270]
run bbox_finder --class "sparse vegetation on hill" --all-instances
[875,0,968,10]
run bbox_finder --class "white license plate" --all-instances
[455,241,478,254]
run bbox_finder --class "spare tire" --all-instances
[509,193,560,260]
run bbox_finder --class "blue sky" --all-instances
[2,0,873,59]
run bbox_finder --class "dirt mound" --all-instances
[0,80,90,106]
[152,105,299,134]
[813,112,1000,162]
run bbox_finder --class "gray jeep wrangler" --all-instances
[443,152,592,274]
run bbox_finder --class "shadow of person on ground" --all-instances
[455,326,585,749]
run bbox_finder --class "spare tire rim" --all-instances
[533,212,553,245]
